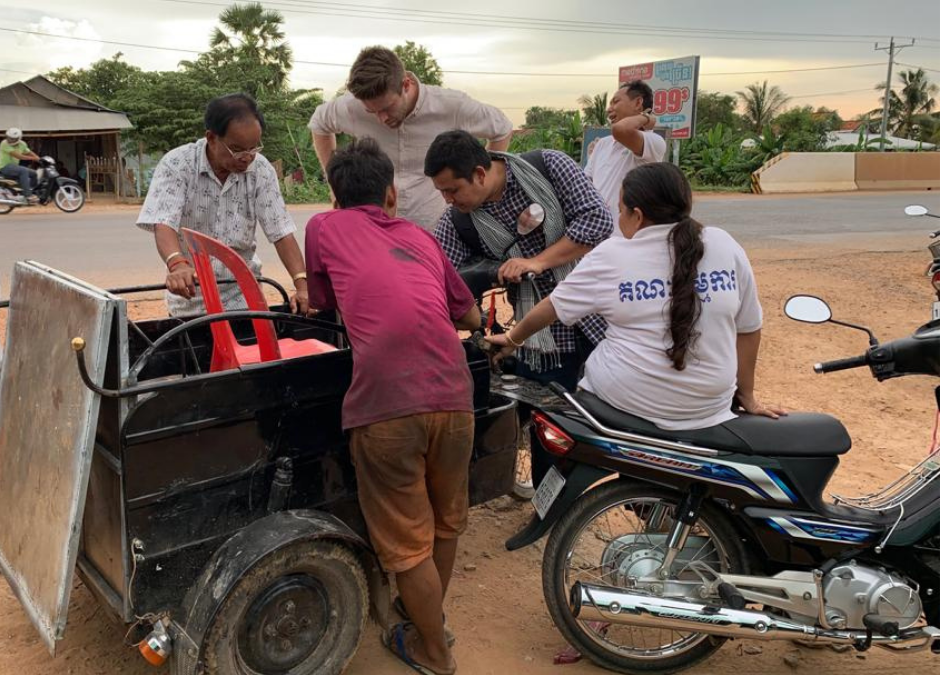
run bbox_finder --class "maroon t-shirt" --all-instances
[305,205,476,429]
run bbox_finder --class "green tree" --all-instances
[773,106,843,152]
[197,2,293,96]
[577,92,608,127]
[394,41,443,86]
[46,53,146,109]
[523,106,577,129]
[694,91,740,132]
[736,80,790,133]
[882,68,938,138]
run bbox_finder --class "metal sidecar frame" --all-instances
[0,262,520,672]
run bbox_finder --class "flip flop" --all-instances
[382,623,456,675]
[393,596,457,647]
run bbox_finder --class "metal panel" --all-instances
[0,261,115,654]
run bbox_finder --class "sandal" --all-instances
[382,622,456,675]
[393,596,456,647]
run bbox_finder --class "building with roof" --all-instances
[0,75,133,188]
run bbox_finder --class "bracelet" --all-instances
[505,331,524,348]
[164,251,184,267]
[292,271,308,283]
[167,257,191,272]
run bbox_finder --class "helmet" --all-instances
[5,127,22,142]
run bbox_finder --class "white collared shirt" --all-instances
[136,138,295,316]
[550,223,763,430]
[309,76,513,232]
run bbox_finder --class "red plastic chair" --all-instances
[181,227,335,372]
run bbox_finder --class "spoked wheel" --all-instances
[201,540,368,675]
[543,481,751,674]
[511,418,535,501]
[0,187,15,215]
[54,184,84,212]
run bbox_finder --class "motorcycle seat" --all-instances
[0,179,18,187]
[575,390,851,457]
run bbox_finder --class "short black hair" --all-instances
[424,130,491,181]
[621,80,654,112]
[204,93,266,136]
[326,138,394,209]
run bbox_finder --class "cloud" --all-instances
[19,16,103,71]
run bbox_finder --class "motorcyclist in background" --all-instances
[0,128,40,203]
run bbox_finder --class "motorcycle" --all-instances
[0,156,85,214]
[501,205,940,673]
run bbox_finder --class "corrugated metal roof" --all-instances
[0,76,132,133]
[0,105,132,132]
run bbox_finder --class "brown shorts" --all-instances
[349,411,474,573]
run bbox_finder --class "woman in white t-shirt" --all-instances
[488,162,783,430]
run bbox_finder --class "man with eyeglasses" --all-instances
[137,93,309,317]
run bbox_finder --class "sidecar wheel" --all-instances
[200,540,368,675]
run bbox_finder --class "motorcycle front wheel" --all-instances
[542,480,752,674]
[54,184,85,213]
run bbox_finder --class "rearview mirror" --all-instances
[784,295,832,324]
[905,205,929,217]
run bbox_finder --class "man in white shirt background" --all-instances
[309,46,513,232]
[584,81,667,226]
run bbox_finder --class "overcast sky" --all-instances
[2,0,939,125]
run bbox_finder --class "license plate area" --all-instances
[533,466,566,519]
[933,301,940,321]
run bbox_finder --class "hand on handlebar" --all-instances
[166,265,197,299]
[498,257,545,285]
[735,390,788,420]
[485,333,518,370]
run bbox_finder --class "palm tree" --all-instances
[876,68,938,139]
[577,93,608,127]
[209,2,293,92]
[736,81,790,133]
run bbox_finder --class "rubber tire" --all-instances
[54,184,85,213]
[0,187,14,215]
[542,480,752,675]
[202,540,368,675]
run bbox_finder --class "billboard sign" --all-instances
[619,56,700,140]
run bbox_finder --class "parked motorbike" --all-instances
[502,206,940,673]
[0,156,85,214]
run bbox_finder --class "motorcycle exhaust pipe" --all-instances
[0,197,21,206]
[570,582,935,647]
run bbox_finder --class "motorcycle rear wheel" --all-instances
[0,187,14,215]
[543,480,752,674]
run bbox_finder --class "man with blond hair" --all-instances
[309,46,512,232]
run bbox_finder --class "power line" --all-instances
[896,62,940,74]
[0,27,897,79]
[250,0,933,41]
[155,0,881,44]
[789,88,874,99]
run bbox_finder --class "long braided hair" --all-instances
[621,163,704,370]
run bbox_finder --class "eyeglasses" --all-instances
[220,139,263,161]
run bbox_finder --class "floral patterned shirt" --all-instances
[136,138,295,316]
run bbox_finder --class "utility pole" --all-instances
[874,37,915,151]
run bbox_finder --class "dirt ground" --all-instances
[1,235,939,675]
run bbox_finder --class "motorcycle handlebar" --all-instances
[813,354,869,374]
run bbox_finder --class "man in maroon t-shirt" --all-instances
[305,138,479,675]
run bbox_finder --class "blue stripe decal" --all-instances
[584,438,775,501]
[766,469,799,503]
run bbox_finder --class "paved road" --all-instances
[2,192,939,296]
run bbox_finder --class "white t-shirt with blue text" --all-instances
[550,223,762,430]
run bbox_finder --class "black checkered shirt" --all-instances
[435,150,613,351]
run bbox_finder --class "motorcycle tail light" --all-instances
[932,270,940,293]
[532,411,575,456]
